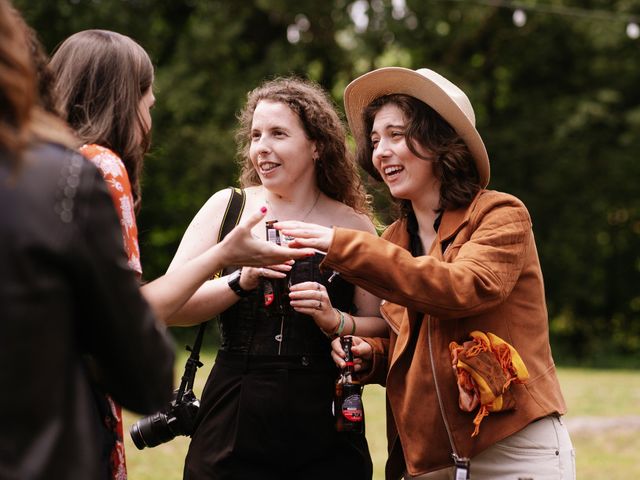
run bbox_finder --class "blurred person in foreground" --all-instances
[277,67,575,480]
[0,3,173,478]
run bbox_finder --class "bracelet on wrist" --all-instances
[348,313,356,336]
[333,308,346,337]
[322,308,341,339]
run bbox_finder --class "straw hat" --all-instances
[343,67,490,187]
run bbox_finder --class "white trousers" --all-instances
[406,415,575,480]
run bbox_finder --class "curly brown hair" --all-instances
[236,77,370,215]
[50,30,154,212]
[357,94,481,215]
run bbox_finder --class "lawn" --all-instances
[123,350,640,479]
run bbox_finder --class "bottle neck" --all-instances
[342,346,354,382]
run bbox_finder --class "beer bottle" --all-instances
[335,336,364,433]
[263,220,288,311]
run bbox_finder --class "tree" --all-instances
[16,0,640,362]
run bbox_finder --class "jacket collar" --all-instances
[383,190,485,251]
[437,190,484,244]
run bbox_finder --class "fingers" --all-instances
[239,206,268,231]
[241,243,315,265]
[331,337,346,368]
[257,265,289,279]
[288,282,329,311]
[269,245,316,261]
[350,337,373,361]
[274,221,333,253]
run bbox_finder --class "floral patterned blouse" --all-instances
[80,144,140,480]
[81,144,142,276]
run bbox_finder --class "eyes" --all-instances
[251,129,288,141]
[370,130,404,149]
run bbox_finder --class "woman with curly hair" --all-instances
[169,77,385,479]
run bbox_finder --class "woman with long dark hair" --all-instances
[49,31,314,479]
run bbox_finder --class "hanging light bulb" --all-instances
[512,8,527,27]
[627,21,640,39]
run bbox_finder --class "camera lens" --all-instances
[130,412,176,450]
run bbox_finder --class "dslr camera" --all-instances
[129,387,199,449]
[130,334,204,449]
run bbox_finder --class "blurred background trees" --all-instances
[15,0,640,365]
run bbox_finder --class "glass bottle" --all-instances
[335,336,364,433]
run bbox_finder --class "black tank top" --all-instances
[218,253,354,356]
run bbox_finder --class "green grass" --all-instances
[557,368,640,480]
[123,352,640,479]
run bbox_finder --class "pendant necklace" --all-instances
[265,188,321,222]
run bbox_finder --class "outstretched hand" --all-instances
[219,208,315,267]
[274,220,334,253]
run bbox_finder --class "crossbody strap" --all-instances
[177,187,246,398]
[213,187,246,278]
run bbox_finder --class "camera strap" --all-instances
[214,187,247,266]
[176,187,246,402]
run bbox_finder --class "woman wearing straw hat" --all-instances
[277,67,575,480]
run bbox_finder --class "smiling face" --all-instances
[249,100,317,194]
[370,103,439,202]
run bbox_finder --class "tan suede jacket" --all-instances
[322,190,566,479]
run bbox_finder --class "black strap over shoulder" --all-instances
[177,187,246,397]
[218,187,246,243]
[213,187,246,278]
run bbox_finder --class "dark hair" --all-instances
[236,77,370,215]
[358,94,481,215]
[50,30,154,212]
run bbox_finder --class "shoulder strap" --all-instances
[213,187,246,279]
[217,187,246,243]
[183,187,246,384]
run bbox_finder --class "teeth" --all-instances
[260,162,280,172]
[384,166,403,176]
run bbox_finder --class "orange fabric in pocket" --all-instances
[449,331,529,437]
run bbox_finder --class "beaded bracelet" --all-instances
[348,312,356,336]
[333,308,346,337]
[322,308,343,339]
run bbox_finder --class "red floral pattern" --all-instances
[81,144,142,479]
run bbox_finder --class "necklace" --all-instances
[265,188,321,222]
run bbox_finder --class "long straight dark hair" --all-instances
[50,29,153,212]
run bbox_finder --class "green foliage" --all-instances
[15,0,640,363]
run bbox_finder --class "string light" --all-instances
[512,8,526,27]
[436,0,639,39]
